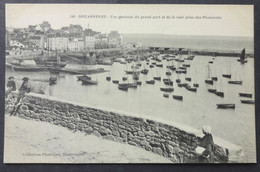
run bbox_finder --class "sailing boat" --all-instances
[237,48,247,64]
[193,68,199,88]
[205,63,213,85]
[186,51,195,60]
[222,60,231,78]
[228,71,242,85]
[215,80,224,97]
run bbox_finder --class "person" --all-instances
[10,77,31,116]
[16,77,31,104]
[199,126,216,163]
[6,76,16,98]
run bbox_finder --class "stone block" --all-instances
[60,121,67,127]
[152,147,163,155]
[103,135,116,142]
[128,141,137,146]
[92,131,101,137]
[138,131,145,137]
[46,117,53,122]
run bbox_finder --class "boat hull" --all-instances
[216,104,235,109]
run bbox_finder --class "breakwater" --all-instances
[5,92,243,163]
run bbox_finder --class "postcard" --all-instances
[4,4,255,163]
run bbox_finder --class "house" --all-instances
[47,36,69,51]
[68,38,84,51]
[9,40,26,48]
[29,36,44,49]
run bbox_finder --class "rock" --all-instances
[128,141,137,146]
[92,131,101,137]
[138,131,145,137]
[53,120,60,125]
[115,137,124,143]
[102,135,116,142]
[112,130,120,137]
[46,117,53,122]
[60,121,67,127]
[166,144,174,153]
[145,130,155,137]
[145,145,153,151]
[76,123,86,130]
[152,147,163,155]
[67,123,75,130]
[84,127,93,134]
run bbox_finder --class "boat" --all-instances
[185,77,191,82]
[205,64,214,85]
[228,81,242,85]
[118,84,128,91]
[122,77,127,81]
[176,70,182,74]
[106,76,111,81]
[178,83,187,87]
[215,91,224,97]
[208,89,216,93]
[164,80,173,86]
[240,100,254,104]
[185,85,197,92]
[81,77,98,85]
[216,104,235,109]
[222,74,231,78]
[181,70,187,74]
[137,81,142,85]
[183,64,190,67]
[186,51,195,60]
[169,66,176,71]
[156,64,163,67]
[153,76,161,81]
[48,67,60,74]
[239,93,252,98]
[119,83,137,88]
[222,61,232,78]
[34,51,67,68]
[173,95,183,101]
[179,66,186,70]
[77,75,91,81]
[205,79,213,85]
[176,79,181,83]
[140,69,149,74]
[237,48,248,63]
[120,61,127,64]
[112,80,119,84]
[166,72,171,76]
[193,83,199,87]
[211,77,218,81]
[163,94,169,98]
[146,80,155,84]
[209,61,213,64]
[149,65,154,68]
[125,70,135,74]
[160,88,174,92]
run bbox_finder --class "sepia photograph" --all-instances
[4,4,255,163]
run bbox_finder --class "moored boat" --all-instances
[240,100,254,104]
[173,95,183,101]
[216,104,235,109]
[205,79,213,85]
[211,77,218,81]
[160,87,174,92]
[208,89,217,93]
[118,84,128,91]
[185,77,191,82]
[153,76,161,81]
[81,77,98,85]
[146,80,155,84]
[228,81,242,85]
[239,93,252,98]
[215,91,224,97]
[222,74,231,78]
[193,83,199,88]
[112,80,119,84]
[106,76,111,81]
[163,94,169,98]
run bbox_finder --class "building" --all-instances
[108,31,122,47]
[68,38,84,51]
[9,40,25,48]
[84,29,97,49]
[28,25,37,32]
[29,36,44,49]
[47,36,69,51]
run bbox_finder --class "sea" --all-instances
[5,35,255,162]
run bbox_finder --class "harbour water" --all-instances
[6,55,255,162]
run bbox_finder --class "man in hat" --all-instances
[15,77,31,104]
[6,76,16,98]
[11,77,31,116]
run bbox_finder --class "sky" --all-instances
[6,4,254,37]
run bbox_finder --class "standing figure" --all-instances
[199,126,216,163]
[6,76,16,98]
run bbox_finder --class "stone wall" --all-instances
[5,92,243,163]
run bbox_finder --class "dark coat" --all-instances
[7,80,16,91]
